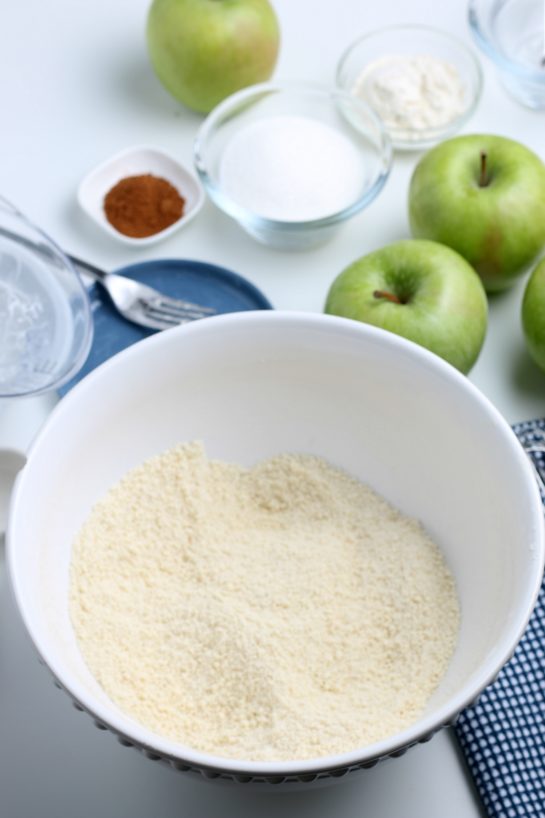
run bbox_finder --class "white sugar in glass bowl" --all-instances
[7,312,544,786]
[194,83,392,250]
[336,25,483,150]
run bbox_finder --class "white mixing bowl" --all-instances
[7,311,544,785]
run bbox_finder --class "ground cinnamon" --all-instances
[103,174,185,238]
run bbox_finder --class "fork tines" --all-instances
[139,299,213,330]
[151,295,216,316]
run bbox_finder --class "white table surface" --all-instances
[1,0,544,815]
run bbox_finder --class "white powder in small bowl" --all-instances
[70,442,459,762]
[353,54,466,140]
[218,114,366,222]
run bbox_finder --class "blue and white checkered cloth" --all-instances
[455,419,545,818]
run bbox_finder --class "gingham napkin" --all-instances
[455,419,545,818]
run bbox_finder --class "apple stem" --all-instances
[479,151,489,187]
[373,289,402,304]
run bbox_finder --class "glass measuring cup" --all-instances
[0,197,93,535]
[0,197,93,397]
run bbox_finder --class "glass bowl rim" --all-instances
[193,80,393,232]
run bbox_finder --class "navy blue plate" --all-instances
[60,259,273,395]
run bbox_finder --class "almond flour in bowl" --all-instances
[69,441,459,762]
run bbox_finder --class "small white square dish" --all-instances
[77,145,205,246]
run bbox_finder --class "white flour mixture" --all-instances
[353,54,466,139]
[218,114,366,221]
[70,442,459,762]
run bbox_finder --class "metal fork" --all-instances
[67,254,216,331]
[0,225,216,331]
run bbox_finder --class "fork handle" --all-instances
[0,224,109,282]
[67,253,108,282]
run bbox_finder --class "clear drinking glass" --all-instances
[469,0,545,109]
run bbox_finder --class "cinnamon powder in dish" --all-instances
[103,173,185,238]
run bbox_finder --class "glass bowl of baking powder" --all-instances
[336,25,483,151]
[194,82,392,250]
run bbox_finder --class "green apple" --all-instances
[409,134,545,293]
[522,257,545,372]
[324,239,488,374]
[146,0,280,114]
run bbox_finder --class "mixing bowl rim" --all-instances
[7,310,544,776]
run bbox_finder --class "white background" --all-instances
[1,0,544,815]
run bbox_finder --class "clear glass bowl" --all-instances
[194,82,392,251]
[0,197,93,397]
[469,0,545,109]
[336,25,483,151]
